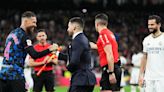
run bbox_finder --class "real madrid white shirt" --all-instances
[143,33,164,80]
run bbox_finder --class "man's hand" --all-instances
[138,74,144,87]
[41,56,50,64]
[51,58,58,64]
[89,42,97,49]
[109,73,117,84]
[49,43,58,52]
[45,55,58,64]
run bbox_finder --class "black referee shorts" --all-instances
[100,61,122,91]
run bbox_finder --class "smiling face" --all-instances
[148,19,159,34]
[25,17,37,33]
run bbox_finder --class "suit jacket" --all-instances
[58,33,96,86]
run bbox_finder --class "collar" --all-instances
[72,31,83,39]
[100,28,108,32]
[38,42,48,46]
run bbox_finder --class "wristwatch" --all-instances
[107,69,114,74]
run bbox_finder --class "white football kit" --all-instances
[143,33,164,92]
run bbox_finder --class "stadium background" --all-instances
[0,0,164,92]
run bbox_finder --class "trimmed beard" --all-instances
[26,27,34,35]
[149,29,158,34]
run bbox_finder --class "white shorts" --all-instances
[144,80,164,92]
[130,67,140,84]
[24,67,34,90]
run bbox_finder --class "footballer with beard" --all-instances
[0,11,57,92]
[139,15,164,92]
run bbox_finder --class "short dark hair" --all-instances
[148,15,161,24]
[95,13,108,25]
[69,17,84,28]
[21,11,36,18]
[37,29,47,35]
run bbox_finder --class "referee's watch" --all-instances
[107,70,114,75]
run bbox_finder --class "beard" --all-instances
[26,27,35,35]
[149,28,158,34]
[26,26,36,41]
[26,29,33,36]
[68,33,72,37]
[40,39,46,44]
[68,31,73,37]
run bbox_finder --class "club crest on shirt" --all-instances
[26,40,32,46]
[159,41,162,46]
[147,43,150,46]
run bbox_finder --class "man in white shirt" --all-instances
[139,15,164,92]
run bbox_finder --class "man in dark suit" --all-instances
[58,17,96,92]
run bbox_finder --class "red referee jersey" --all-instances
[96,28,119,67]
[33,43,53,71]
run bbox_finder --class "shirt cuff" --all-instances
[56,51,60,57]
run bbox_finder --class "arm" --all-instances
[25,46,52,59]
[28,56,49,67]
[104,44,114,72]
[22,36,58,59]
[50,58,58,65]
[138,52,147,86]
[48,54,58,65]
[89,42,97,49]
[104,44,117,84]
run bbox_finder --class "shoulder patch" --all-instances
[26,40,32,46]
[111,34,115,39]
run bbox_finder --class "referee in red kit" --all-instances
[90,13,122,92]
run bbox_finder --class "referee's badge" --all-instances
[111,34,115,39]
[26,40,32,46]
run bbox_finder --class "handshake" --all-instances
[47,43,63,64]
[37,43,63,76]
[48,43,63,60]
[49,43,59,52]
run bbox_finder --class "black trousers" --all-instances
[68,85,95,92]
[0,79,26,92]
[32,70,55,92]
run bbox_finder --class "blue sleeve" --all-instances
[58,52,68,62]
[21,35,51,59]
